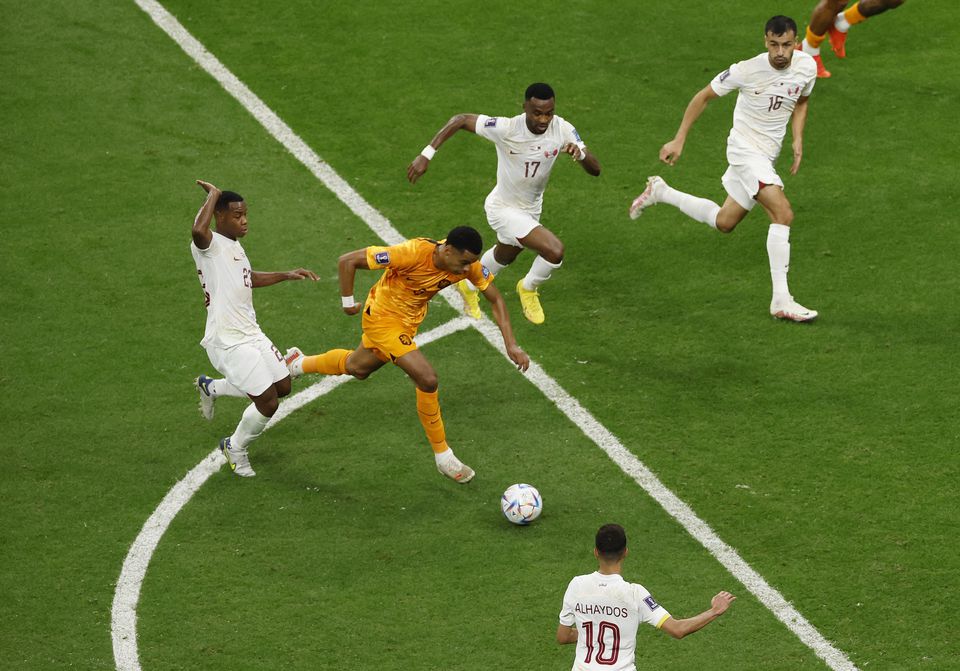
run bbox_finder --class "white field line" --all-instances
[110,317,473,671]
[125,2,860,670]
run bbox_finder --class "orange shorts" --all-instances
[361,306,419,363]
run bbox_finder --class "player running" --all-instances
[557,524,736,670]
[407,83,601,325]
[284,226,529,484]
[799,0,907,78]
[630,15,819,323]
[191,180,318,477]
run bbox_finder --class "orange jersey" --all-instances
[364,238,492,327]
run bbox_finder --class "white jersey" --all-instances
[710,51,816,162]
[475,112,584,215]
[190,231,262,349]
[559,572,671,671]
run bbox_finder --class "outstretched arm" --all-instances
[659,85,719,166]
[192,180,221,249]
[337,248,371,315]
[659,591,736,640]
[251,268,319,288]
[789,96,810,176]
[407,113,479,184]
[480,282,529,371]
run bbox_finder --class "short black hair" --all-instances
[595,524,627,561]
[445,226,483,255]
[525,82,555,101]
[765,15,798,36]
[215,191,244,211]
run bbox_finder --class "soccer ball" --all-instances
[501,483,543,525]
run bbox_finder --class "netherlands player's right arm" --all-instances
[192,180,221,250]
[337,248,371,315]
[659,84,720,166]
[407,113,479,184]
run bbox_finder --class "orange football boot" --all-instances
[829,27,847,58]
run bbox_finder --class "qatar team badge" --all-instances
[374,251,390,264]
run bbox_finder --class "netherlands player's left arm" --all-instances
[556,623,578,644]
[789,95,810,176]
[480,283,530,372]
[250,268,319,288]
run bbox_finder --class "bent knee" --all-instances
[543,242,564,264]
[275,378,292,398]
[258,397,280,417]
[777,208,795,226]
[416,373,439,393]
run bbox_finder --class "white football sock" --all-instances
[766,224,792,298]
[834,12,851,32]
[660,184,720,229]
[480,247,508,275]
[523,256,562,290]
[230,403,270,450]
[211,379,247,398]
[434,448,455,465]
[802,37,821,56]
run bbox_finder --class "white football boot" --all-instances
[629,176,666,220]
[284,347,304,379]
[770,295,818,323]
[220,437,256,477]
[435,449,475,484]
[196,375,215,420]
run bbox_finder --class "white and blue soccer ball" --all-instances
[501,483,543,525]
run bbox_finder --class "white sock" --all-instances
[523,256,561,290]
[766,224,791,298]
[660,184,720,229]
[834,12,851,32]
[481,247,508,275]
[211,379,247,398]
[802,37,821,56]
[230,403,270,450]
[434,448,455,465]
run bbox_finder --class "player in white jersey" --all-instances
[407,83,601,325]
[191,180,318,477]
[629,16,820,323]
[557,524,735,671]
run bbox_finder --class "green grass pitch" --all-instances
[2,1,957,669]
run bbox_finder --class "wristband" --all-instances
[420,145,437,160]
[575,145,588,161]
[341,296,356,309]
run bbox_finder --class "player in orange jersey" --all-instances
[284,226,529,484]
[799,0,907,78]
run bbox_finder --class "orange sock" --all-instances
[844,2,867,25]
[416,388,448,454]
[805,25,827,49]
[302,349,351,375]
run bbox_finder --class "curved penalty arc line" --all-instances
[110,317,472,671]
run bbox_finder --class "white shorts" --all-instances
[721,152,783,211]
[484,198,541,247]
[204,333,288,397]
